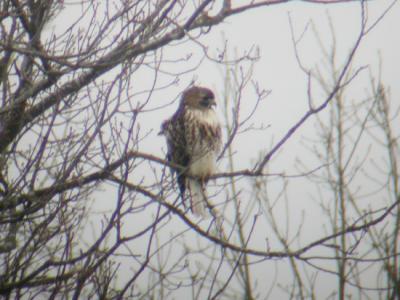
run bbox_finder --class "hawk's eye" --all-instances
[199,93,215,108]
[200,96,211,107]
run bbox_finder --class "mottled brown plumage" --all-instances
[160,86,222,217]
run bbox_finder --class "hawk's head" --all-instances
[181,86,216,110]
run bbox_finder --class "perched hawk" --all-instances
[160,86,222,217]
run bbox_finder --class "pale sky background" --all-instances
[49,1,400,298]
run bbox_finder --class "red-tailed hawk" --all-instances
[160,86,222,217]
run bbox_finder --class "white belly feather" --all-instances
[188,151,217,178]
[187,109,220,178]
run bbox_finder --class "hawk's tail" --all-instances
[187,179,209,218]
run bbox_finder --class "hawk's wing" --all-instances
[161,111,190,199]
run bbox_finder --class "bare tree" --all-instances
[0,0,398,299]
[279,14,400,300]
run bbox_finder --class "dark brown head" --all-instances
[181,86,216,110]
